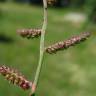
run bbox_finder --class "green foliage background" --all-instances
[0,2,96,96]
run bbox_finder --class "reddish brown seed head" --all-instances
[17,28,41,39]
[45,32,91,54]
[47,0,57,5]
[0,65,32,90]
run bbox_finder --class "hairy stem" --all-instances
[30,0,47,95]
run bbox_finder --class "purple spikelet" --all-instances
[0,65,32,90]
[45,32,91,54]
[17,28,41,39]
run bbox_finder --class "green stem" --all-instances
[30,0,47,95]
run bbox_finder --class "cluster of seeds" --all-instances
[17,28,41,39]
[47,0,57,5]
[45,32,91,54]
[0,65,32,90]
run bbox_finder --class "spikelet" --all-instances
[0,65,32,90]
[47,0,57,5]
[45,32,91,54]
[17,28,41,39]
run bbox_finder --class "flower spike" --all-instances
[17,28,41,39]
[45,32,91,54]
[0,65,32,90]
[47,0,57,5]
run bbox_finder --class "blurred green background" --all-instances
[0,0,96,96]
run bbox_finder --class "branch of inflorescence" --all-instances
[30,0,47,96]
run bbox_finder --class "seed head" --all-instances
[45,32,91,54]
[0,65,32,90]
[17,28,41,39]
[47,0,57,5]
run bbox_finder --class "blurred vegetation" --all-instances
[0,0,95,22]
[0,2,96,96]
